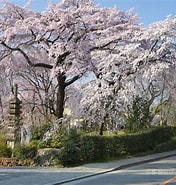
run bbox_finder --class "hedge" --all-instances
[80,126,176,163]
[51,126,176,166]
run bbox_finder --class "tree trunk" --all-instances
[99,122,104,135]
[99,113,108,135]
[55,74,66,119]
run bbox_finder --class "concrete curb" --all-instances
[53,150,176,185]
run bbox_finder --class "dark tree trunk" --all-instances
[99,122,104,135]
[55,74,66,119]
[99,113,109,135]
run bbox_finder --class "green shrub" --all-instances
[79,126,176,163]
[87,136,104,160]
[154,140,176,153]
[67,128,81,144]
[59,141,81,166]
[49,126,81,149]
[0,135,12,157]
[33,123,52,140]
[21,125,176,166]
[80,136,116,162]
[13,144,37,161]
[55,128,82,166]
[112,136,127,156]
[118,126,175,155]
[125,96,152,133]
[50,126,68,148]
[28,140,40,149]
[80,136,95,162]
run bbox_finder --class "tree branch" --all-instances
[90,38,120,51]
[65,74,82,87]
[56,51,71,66]
[0,41,53,69]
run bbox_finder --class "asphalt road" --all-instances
[0,153,176,185]
[0,166,93,185]
[64,155,176,185]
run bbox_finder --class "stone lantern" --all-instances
[6,84,22,149]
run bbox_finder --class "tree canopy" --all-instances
[0,0,176,132]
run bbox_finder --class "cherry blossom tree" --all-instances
[81,16,176,134]
[0,0,140,120]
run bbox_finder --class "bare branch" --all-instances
[0,41,53,69]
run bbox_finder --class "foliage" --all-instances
[0,135,12,157]
[13,144,37,161]
[59,141,81,166]
[80,136,95,162]
[57,127,82,166]
[0,1,176,144]
[50,125,69,148]
[154,136,176,153]
[67,127,82,143]
[33,123,52,140]
[32,124,82,150]
[79,126,176,163]
[11,126,176,166]
[28,140,40,149]
[155,141,176,152]
[124,96,153,133]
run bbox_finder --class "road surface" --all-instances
[63,156,176,185]
[0,155,176,185]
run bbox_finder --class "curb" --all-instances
[52,151,176,185]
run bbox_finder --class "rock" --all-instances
[34,148,62,166]
[21,125,33,144]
